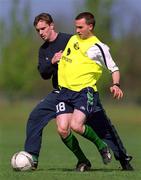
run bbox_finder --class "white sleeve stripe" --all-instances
[95,43,108,68]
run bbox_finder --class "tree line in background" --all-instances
[0,0,141,104]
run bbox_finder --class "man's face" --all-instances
[35,20,53,41]
[75,18,93,39]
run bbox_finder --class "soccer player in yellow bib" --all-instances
[56,12,122,172]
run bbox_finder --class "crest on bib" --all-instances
[74,42,79,50]
[67,48,71,55]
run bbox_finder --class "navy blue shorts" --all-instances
[56,87,99,117]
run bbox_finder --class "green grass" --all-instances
[0,99,141,180]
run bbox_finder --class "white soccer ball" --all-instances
[11,151,33,171]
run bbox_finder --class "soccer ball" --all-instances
[11,151,33,171]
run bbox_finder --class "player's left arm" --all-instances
[87,42,123,99]
[100,44,123,99]
[110,70,123,99]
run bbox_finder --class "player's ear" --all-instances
[50,23,54,30]
[89,24,93,31]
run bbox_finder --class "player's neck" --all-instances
[49,31,58,42]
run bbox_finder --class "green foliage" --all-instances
[84,0,114,42]
[97,69,111,97]
[0,0,40,98]
[0,34,39,97]
[113,35,141,102]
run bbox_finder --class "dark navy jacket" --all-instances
[38,32,72,89]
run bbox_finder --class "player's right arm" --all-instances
[38,47,55,79]
[51,50,63,64]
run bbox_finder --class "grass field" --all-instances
[0,99,141,180]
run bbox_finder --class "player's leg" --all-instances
[56,101,91,172]
[56,113,91,171]
[86,97,133,170]
[71,109,111,165]
[24,91,58,169]
[97,110,133,170]
[86,111,121,157]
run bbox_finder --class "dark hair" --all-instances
[75,12,96,29]
[33,13,54,26]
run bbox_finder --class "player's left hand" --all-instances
[110,85,123,99]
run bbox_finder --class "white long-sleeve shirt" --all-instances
[87,42,119,73]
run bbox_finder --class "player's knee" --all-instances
[57,126,69,138]
[71,122,83,134]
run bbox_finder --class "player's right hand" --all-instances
[51,50,63,64]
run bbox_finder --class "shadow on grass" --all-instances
[36,168,121,172]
